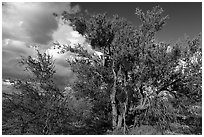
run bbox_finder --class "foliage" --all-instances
[2,51,85,135]
[60,5,201,135]
[3,5,202,135]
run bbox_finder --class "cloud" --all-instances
[2,39,37,79]
[2,39,36,56]
[2,2,80,46]
[70,31,81,38]
[2,38,73,82]
[2,38,74,88]
[52,21,85,45]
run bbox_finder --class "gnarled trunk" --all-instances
[123,92,128,134]
[117,114,123,129]
[110,89,117,129]
[110,61,118,129]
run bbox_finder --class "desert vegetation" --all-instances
[2,6,202,135]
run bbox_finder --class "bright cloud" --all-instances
[70,31,81,38]
[46,46,65,59]
[52,21,85,45]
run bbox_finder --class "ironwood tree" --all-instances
[59,6,169,132]
[59,5,201,134]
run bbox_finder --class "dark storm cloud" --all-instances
[2,2,80,45]
[3,40,35,56]
[2,40,36,79]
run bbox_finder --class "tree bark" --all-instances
[110,61,118,129]
[123,80,128,134]
[117,114,123,129]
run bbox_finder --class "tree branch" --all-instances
[156,78,182,94]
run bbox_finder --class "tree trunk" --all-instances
[123,100,128,134]
[110,61,118,129]
[117,114,123,129]
[110,90,117,129]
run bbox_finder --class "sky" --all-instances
[2,2,202,88]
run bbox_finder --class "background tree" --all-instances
[2,51,81,134]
